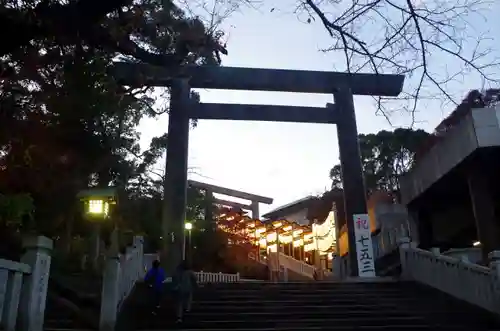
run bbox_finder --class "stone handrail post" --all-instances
[0,236,52,331]
[99,236,144,331]
[99,255,120,331]
[488,250,500,313]
[430,247,440,255]
[18,236,53,331]
[133,237,144,279]
[397,236,411,279]
[488,251,500,275]
[332,254,343,280]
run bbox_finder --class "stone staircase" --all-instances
[44,295,95,331]
[44,274,102,331]
[120,280,500,331]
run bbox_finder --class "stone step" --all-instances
[192,292,419,300]
[187,303,472,314]
[44,319,77,329]
[182,309,490,321]
[194,286,417,295]
[44,296,99,330]
[132,327,498,331]
[197,281,406,289]
[147,303,496,328]
[195,284,406,293]
[137,316,491,330]
[123,281,500,331]
[187,297,427,306]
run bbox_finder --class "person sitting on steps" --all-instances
[172,260,198,323]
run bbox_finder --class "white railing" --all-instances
[100,236,144,331]
[0,259,31,331]
[281,252,316,279]
[267,251,316,280]
[117,240,144,309]
[164,271,241,283]
[195,271,240,283]
[399,237,500,315]
[0,236,52,331]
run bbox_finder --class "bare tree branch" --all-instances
[297,0,500,126]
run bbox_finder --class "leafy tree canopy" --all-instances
[330,128,431,199]
[0,0,226,243]
[0,0,227,72]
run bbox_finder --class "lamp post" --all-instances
[313,223,323,278]
[184,222,193,261]
[275,227,281,281]
[77,187,117,270]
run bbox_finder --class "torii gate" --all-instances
[111,62,404,276]
[188,180,273,219]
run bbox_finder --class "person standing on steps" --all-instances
[144,259,166,315]
[172,260,198,323]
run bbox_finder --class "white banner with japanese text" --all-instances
[353,214,376,277]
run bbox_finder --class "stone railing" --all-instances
[373,224,407,259]
[442,247,482,264]
[269,252,316,280]
[99,236,144,331]
[0,236,52,331]
[399,237,500,315]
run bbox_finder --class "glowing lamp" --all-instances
[88,200,109,215]
[77,187,117,220]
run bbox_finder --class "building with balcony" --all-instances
[262,196,337,270]
[400,105,500,263]
[215,193,339,277]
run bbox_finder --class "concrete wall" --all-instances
[373,204,408,232]
[400,106,500,205]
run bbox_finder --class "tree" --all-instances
[294,0,499,122]
[0,0,226,241]
[0,0,238,318]
[0,0,227,71]
[192,206,259,273]
[118,183,209,252]
[329,128,431,198]
[0,194,34,228]
[435,88,500,135]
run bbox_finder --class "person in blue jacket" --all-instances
[144,259,166,313]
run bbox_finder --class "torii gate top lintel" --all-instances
[111,62,404,96]
[188,180,272,219]
[188,180,273,204]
